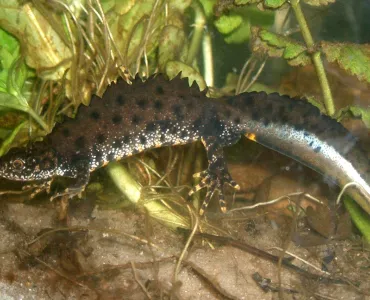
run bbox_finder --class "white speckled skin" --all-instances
[0,75,368,215]
[240,119,370,214]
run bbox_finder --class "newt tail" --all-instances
[0,74,369,215]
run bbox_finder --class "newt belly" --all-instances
[0,74,369,215]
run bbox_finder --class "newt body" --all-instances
[0,75,369,214]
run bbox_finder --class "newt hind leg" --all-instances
[188,136,240,215]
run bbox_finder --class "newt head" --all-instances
[0,144,59,181]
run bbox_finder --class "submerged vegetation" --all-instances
[1,0,369,227]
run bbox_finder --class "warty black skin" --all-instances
[0,74,369,215]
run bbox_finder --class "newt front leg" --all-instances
[50,159,90,201]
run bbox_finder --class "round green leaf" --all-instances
[214,15,243,35]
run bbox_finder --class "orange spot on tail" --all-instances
[245,133,257,142]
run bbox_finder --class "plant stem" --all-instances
[202,31,214,86]
[106,162,189,229]
[27,107,49,132]
[343,196,370,243]
[290,0,335,116]
[0,121,26,156]
[186,1,206,66]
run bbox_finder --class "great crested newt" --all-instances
[0,74,369,215]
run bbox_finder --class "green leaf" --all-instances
[107,0,191,72]
[224,20,250,44]
[246,6,275,26]
[343,196,370,243]
[7,58,30,98]
[0,120,26,156]
[251,27,311,66]
[0,92,29,112]
[100,0,116,13]
[303,0,335,6]
[0,27,19,54]
[334,105,370,129]
[321,41,370,83]
[113,0,134,14]
[306,96,325,113]
[263,0,287,8]
[0,92,48,131]
[158,25,188,72]
[165,61,207,91]
[198,0,217,18]
[214,13,250,44]
[214,7,273,45]
[0,0,72,80]
[214,15,243,34]
[0,28,21,93]
[0,127,13,139]
[259,29,305,58]
[125,17,146,65]
[347,107,370,129]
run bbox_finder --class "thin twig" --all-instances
[192,231,349,285]
[228,191,325,212]
[336,181,367,205]
[20,250,93,290]
[269,247,330,275]
[173,205,199,283]
[26,226,162,251]
[242,57,267,93]
[131,261,153,299]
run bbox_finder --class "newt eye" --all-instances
[12,159,24,170]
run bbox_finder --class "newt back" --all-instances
[0,74,369,215]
